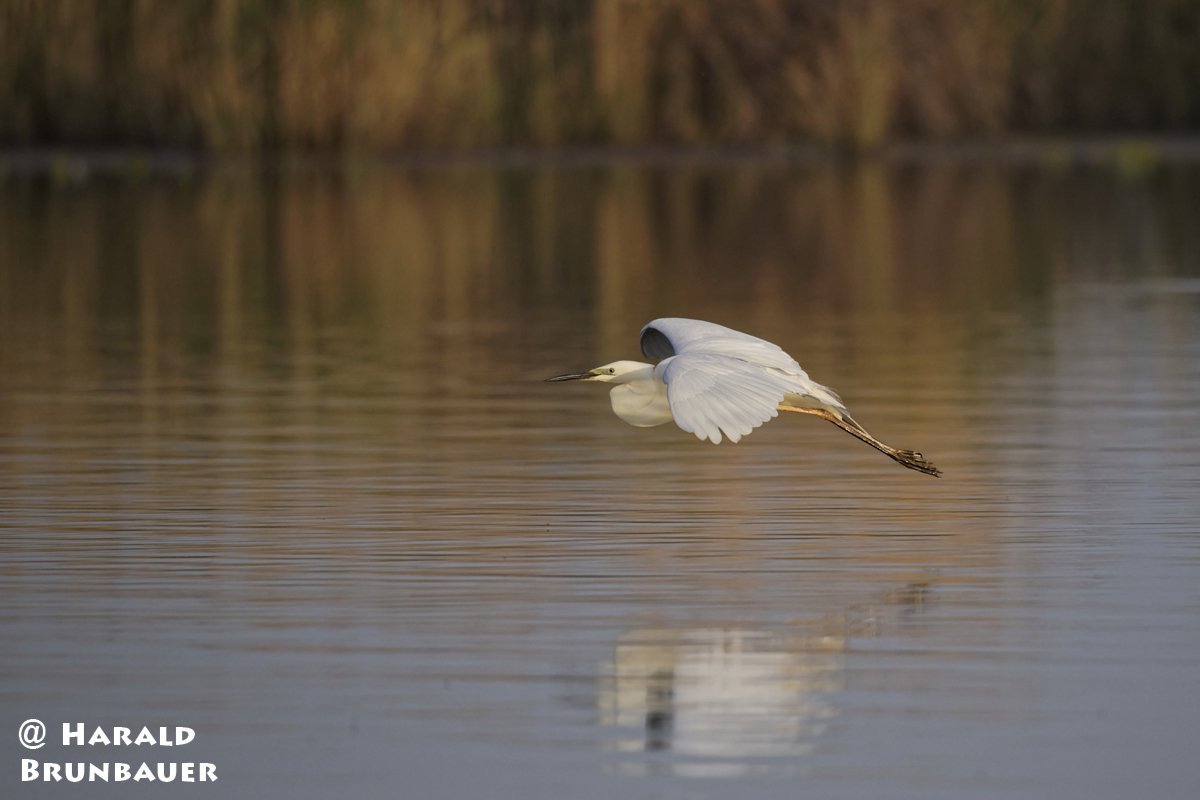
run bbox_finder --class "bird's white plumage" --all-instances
[547,317,940,476]
[655,354,781,443]
[640,318,803,372]
[641,318,847,444]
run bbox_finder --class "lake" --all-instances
[2,150,1199,799]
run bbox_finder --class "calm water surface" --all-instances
[2,159,1199,799]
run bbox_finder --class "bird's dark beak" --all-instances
[545,371,596,382]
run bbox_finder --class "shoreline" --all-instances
[3,135,1200,178]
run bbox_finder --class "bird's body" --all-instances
[601,361,672,427]
[548,318,941,476]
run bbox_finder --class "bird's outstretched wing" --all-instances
[642,318,847,443]
[641,318,804,374]
[657,353,799,444]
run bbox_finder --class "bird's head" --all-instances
[545,360,652,384]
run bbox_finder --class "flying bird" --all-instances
[547,318,940,476]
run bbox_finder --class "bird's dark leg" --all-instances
[777,404,942,477]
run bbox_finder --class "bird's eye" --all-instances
[607,368,616,374]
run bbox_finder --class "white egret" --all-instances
[547,318,940,476]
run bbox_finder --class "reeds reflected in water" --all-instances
[4,162,1196,365]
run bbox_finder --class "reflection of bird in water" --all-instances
[598,628,843,770]
[597,582,937,776]
[548,318,940,476]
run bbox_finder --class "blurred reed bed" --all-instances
[1,0,1198,151]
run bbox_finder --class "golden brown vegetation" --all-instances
[2,0,1199,150]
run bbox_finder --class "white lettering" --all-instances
[22,759,211,783]
[114,727,131,746]
[63,723,84,745]
[175,726,195,745]
[134,727,156,746]
[89,728,111,745]
[158,726,172,745]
